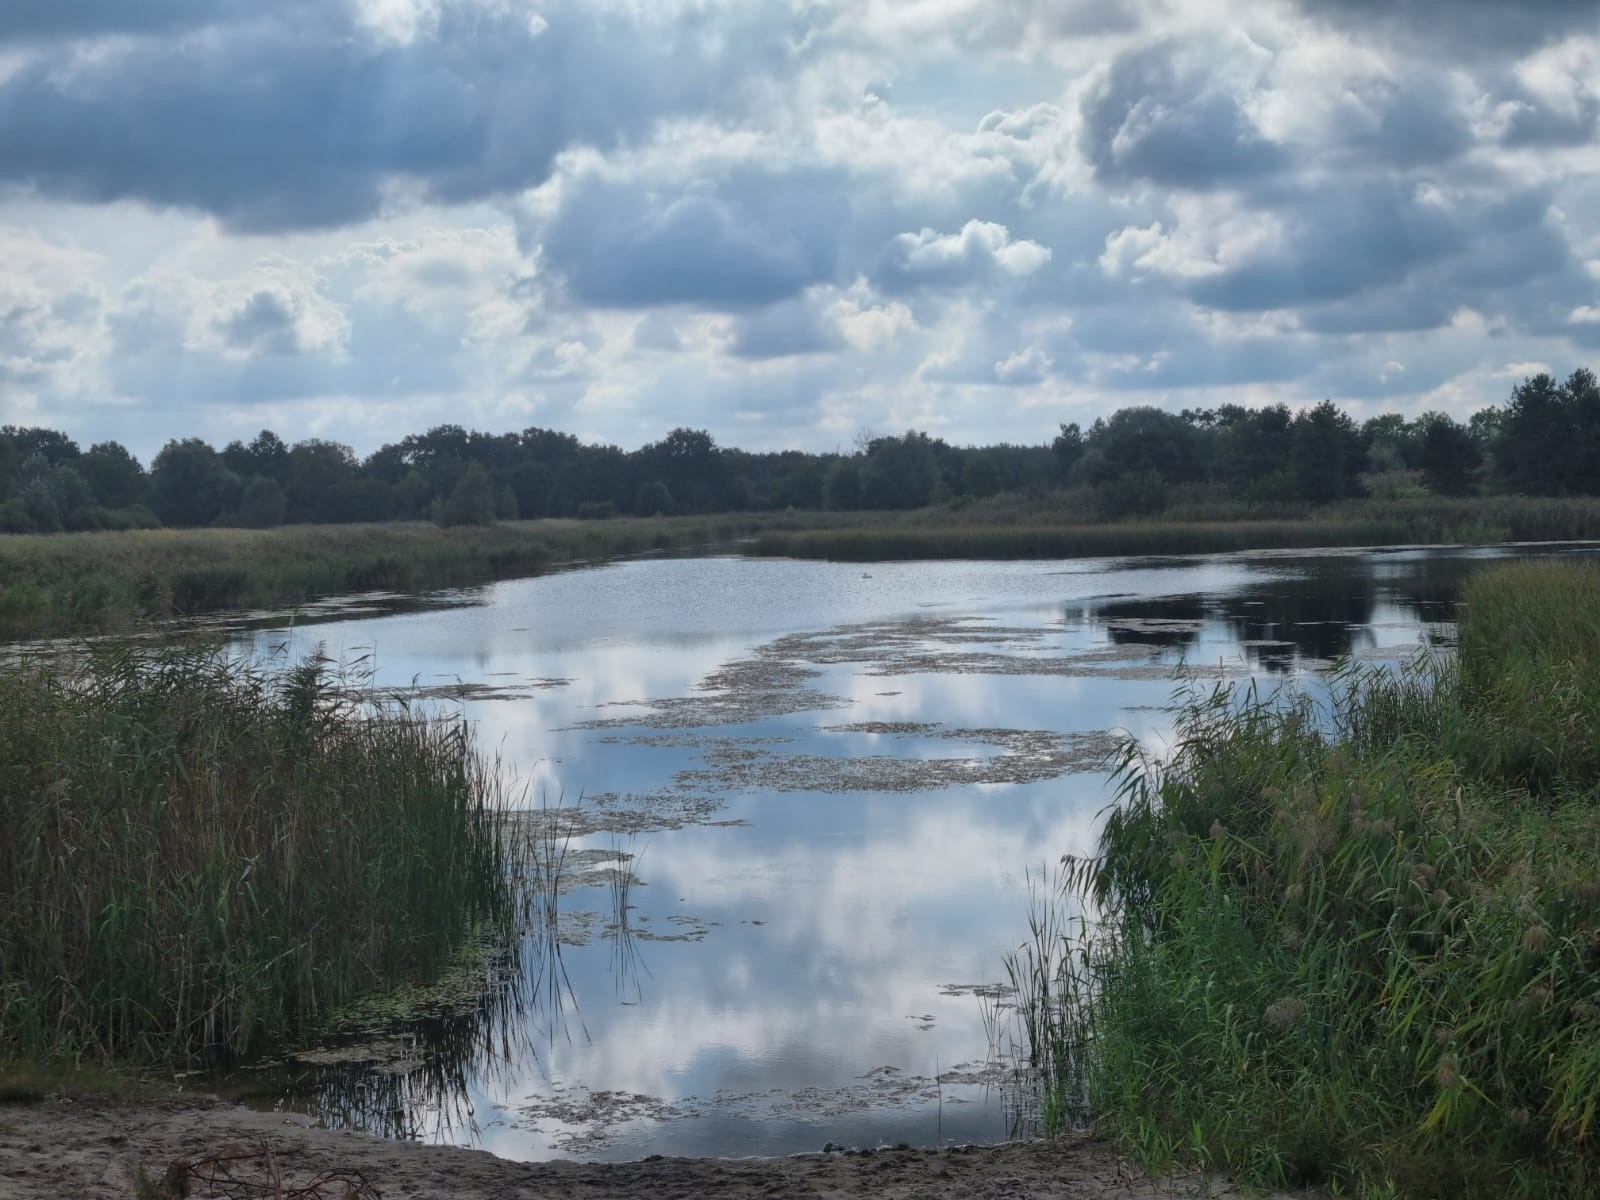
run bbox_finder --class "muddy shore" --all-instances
[0,1096,1317,1199]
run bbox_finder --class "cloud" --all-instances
[0,4,761,231]
[531,169,848,310]
[872,220,1051,294]
[207,265,350,359]
[1167,182,1573,316]
[720,296,845,360]
[1299,0,1600,55]
[993,346,1053,385]
[1078,40,1286,190]
[4,0,1600,458]
[0,227,106,403]
[1493,38,1600,146]
[0,0,247,43]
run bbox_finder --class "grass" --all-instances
[1018,559,1600,1197]
[0,512,843,639]
[0,642,517,1067]
[749,496,1600,563]
[6,496,1600,641]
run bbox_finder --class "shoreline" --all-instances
[0,1095,1316,1199]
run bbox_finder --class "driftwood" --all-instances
[147,1138,382,1199]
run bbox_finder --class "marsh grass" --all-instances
[0,643,515,1066]
[12,498,1600,641]
[748,496,1600,563]
[607,838,649,1004]
[0,512,841,639]
[1018,559,1600,1198]
[1001,869,1097,1137]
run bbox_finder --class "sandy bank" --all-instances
[0,1095,1318,1199]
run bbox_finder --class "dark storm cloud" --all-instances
[1186,181,1481,312]
[724,299,843,360]
[1296,289,1459,335]
[1299,0,1600,54]
[213,291,302,355]
[0,0,243,42]
[535,171,847,310]
[1187,181,1583,337]
[1324,76,1473,167]
[1052,302,1314,389]
[1080,43,1286,189]
[0,34,469,229]
[1495,83,1600,148]
[0,6,766,231]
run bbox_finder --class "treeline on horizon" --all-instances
[3,368,1598,535]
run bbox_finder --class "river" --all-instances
[221,541,1593,1160]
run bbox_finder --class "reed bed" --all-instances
[9,497,1599,640]
[0,644,515,1065]
[749,496,1600,563]
[750,519,1417,562]
[1018,560,1600,1198]
[0,512,834,639]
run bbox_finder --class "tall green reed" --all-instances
[0,642,515,1065]
[1017,560,1600,1198]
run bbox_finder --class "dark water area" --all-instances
[219,541,1598,1162]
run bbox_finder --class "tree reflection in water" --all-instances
[1066,552,1473,673]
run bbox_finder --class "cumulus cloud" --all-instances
[873,221,1051,294]
[3,0,1600,454]
[720,296,844,360]
[1078,39,1286,190]
[530,169,848,310]
[1299,0,1600,55]
[993,346,1053,385]
[206,265,350,359]
[0,227,105,398]
[0,4,771,231]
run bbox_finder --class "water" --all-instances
[222,542,1597,1160]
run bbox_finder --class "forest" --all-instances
[2,368,1596,534]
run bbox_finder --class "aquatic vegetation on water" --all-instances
[513,1062,1012,1155]
[575,612,1241,745]
[674,725,1120,793]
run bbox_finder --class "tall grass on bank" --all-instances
[0,644,513,1065]
[749,496,1600,563]
[1023,560,1600,1198]
[0,512,844,639]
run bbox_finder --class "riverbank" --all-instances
[746,496,1600,562]
[7,495,1600,641]
[0,512,841,639]
[1031,559,1600,1197]
[0,1094,1316,1200]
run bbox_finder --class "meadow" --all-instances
[1015,558,1600,1198]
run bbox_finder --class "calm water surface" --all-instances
[224,542,1595,1161]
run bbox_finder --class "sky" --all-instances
[2,0,1600,461]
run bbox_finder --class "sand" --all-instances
[0,1096,1319,1199]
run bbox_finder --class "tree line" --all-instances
[2,368,1597,533]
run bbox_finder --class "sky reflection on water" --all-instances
[227,543,1596,1161]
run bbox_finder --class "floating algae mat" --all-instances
[221,543,1599,1162]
